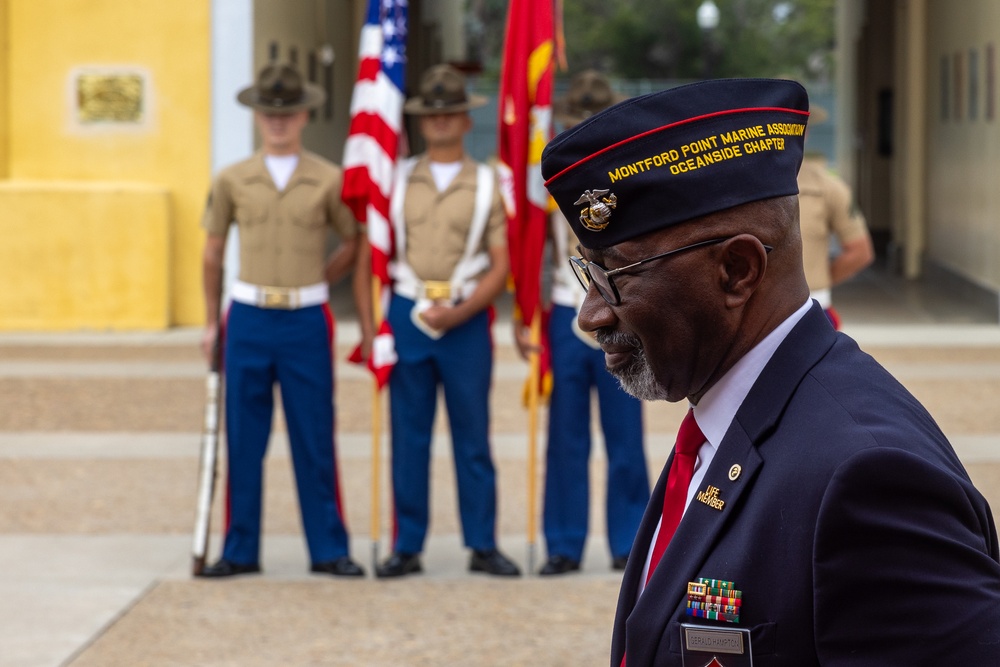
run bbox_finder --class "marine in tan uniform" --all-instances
[797,107,874,328]
[373,65,520,578]
[198,62,367,578]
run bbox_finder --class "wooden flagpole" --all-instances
[370,276,383,572]
[526,311,542,574]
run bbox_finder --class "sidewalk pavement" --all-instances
[2,271,1000,666]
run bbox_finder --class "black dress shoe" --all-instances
[611,555,629,571]
[197,558,261,578]
[538,555,581,576]
[469,548,521,576]
[375,551,422,578]
[311,556,365,577]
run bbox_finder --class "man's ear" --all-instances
[718,234,768,309]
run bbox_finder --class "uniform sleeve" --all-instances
[813,447,1000,663]
[484,170,508,250]
[201,173,234,236]
[824,172,869,246]
[328,170,360,241]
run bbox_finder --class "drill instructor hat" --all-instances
[554,69,628,126]
[404,64,487,115]
[237,63,326,114]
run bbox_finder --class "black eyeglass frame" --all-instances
[569,236,773,306]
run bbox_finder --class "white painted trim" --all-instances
[211,0,254,307]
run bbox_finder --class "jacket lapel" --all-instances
[622,429,763,665]
[616,304,838,665]
[613,455,670,647]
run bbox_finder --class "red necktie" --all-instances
[645,408,704,585]
[621,410,705,667]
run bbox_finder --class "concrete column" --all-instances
[835,0,865,187]
[212,0,254,172]
[900,0,927,279]
[422,0,466,64]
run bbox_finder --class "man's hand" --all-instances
[512,321,540,361]
[201,322,219,365]
[419,303,462,332]
[830,234,874,286]
[201,233,226,366]
[356,329,374,362]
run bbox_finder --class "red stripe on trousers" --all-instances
[322,304,349,528]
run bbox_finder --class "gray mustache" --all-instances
[595,330,642,349]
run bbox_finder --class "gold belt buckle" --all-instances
[260,286,293,309]
[423,281,452,302]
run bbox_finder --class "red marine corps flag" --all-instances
[497,0,556,572]
[343,0,408,389]
[498,0,555,330]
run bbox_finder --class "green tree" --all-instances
[471,0,836,82]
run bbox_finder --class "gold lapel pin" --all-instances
[728,464,742,481]
[696,484,726,510]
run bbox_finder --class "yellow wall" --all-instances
[0,0,8,178]
[0,182,170,329]
[5,1,210,328]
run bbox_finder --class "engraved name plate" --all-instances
[680,623,753,667]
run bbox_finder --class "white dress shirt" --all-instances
[638,299,812,592]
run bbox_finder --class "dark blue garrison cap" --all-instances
[541,78,811,249]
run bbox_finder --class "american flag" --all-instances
[342,0,408,389]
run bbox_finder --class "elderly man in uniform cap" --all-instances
[198,62,368,578]
[373,64,519,578]
[516,70,649,576]
[541,78,1000,664]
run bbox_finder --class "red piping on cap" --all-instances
[544,107,811,187]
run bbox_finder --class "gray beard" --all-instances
[596,330,669,401]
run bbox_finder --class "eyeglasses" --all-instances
[569,236,772,306]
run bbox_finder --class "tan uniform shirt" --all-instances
[202,150,359,287]
[401,155,506,282]
[797,156,870,292]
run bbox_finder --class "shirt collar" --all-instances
[411,154,476,187]
[245,150,321,186]
[693,299,812,448]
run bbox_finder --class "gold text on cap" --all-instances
[728,464,742,481]
[575,189,617,231]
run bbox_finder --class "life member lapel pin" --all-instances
[696,484,725,511]
[696,464,741,511]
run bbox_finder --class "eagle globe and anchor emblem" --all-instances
[575,189,617,231]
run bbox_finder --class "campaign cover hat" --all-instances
[237,63,326,114]
[541,78,811,249]
[554,70,627,126]
[404,64,487,115]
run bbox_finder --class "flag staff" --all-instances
[340,0,408,574]
[526,310,542,574]
[497,0,556,576]
[369,275,383,571]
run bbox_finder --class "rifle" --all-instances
[191,317,224,575]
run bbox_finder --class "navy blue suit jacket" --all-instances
[611,304,1000,665]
